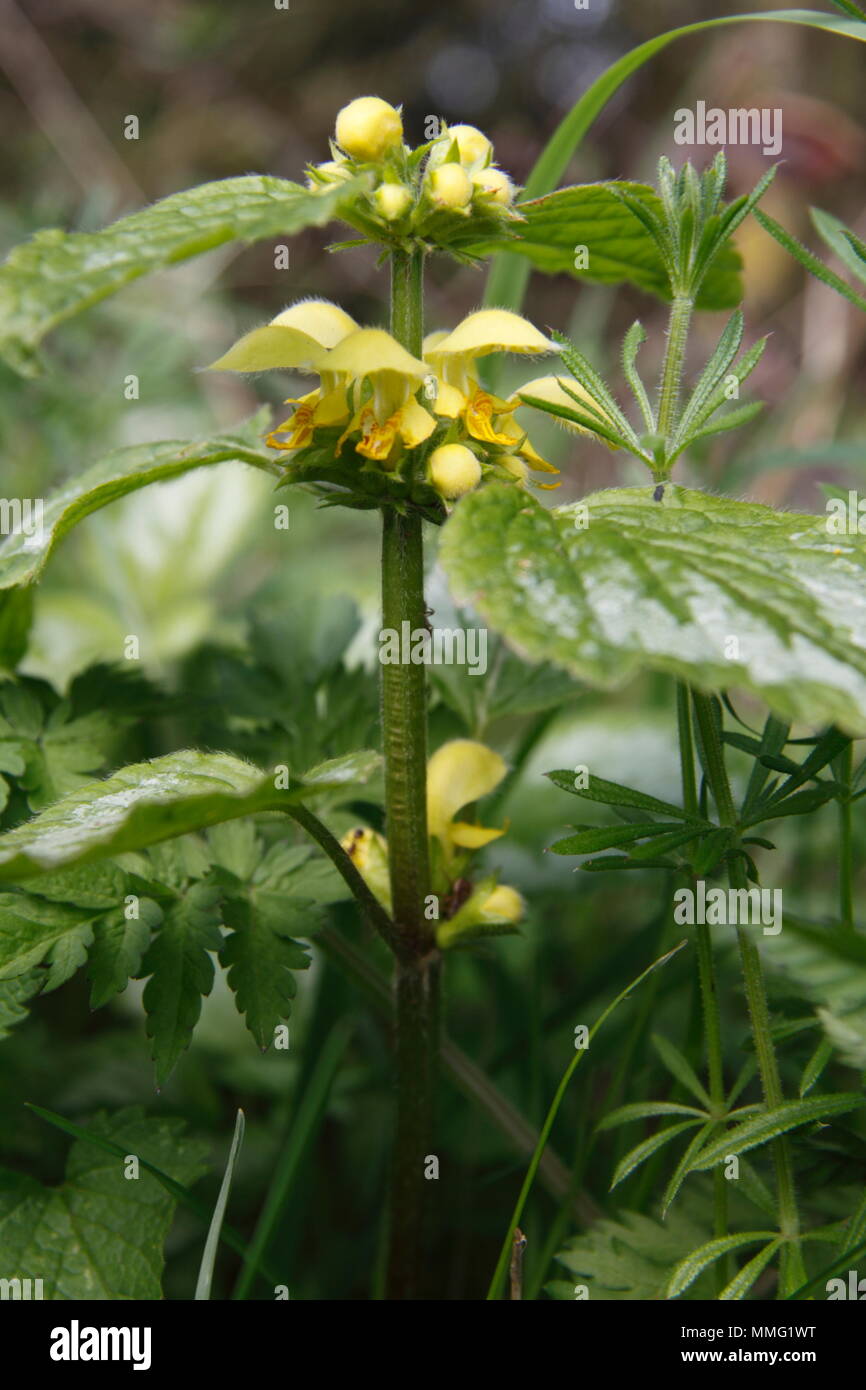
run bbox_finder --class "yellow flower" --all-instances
[340,826,392,913]
[335,96,403,161]
[321,328,437,464]
[424,310,560,482]
[429,443,482,500]
[207,300,361,452]
[427,739,508,866]
[436,881,525,949]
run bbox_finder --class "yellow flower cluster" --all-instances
[306,97,519,239]
[341,739,524,949]
[208,300,566,500]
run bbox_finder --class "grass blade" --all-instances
[195,1108,245,1300]
[485,939,687,1300]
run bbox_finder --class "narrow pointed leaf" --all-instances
[689,1094,864,1171]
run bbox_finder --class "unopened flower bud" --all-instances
[430,443,482,499]
[448,123,493,167]
[374,182,412,222]
[472,167,514,206]
[428,163,473,209]
[335,96,403,161]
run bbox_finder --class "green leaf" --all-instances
[0,589,33,671]
[0,747,380,881]
[484,11,866,318]
[719,1238,782,1301]
[689,1094,864,1171]
[142,882,223,1085]
[652,1032,712,1108]
[812,208,866,289]
[549,821,686,856]
[0,893,101,981]
[88,904,159,1009]
[666,1230,778,1300]
[219,891,312,1049]
[470,183,741,309]
[0,175,364,375]
[610,1120,702,1190]
[195,1108,245,1301]
[0,416,278,593]
[551,1208,712,1301]
[755,210,866,314]
[546,769,700,822]
[0,971,41,1040]
[761,914,866,1069]
[0,1107,207,1298]
[441,484,866,734]
[597,1101,707,1131]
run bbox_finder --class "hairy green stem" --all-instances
[676,684,728,1289]
[657,293,694,450]
[691,692,804,1295]
[382,246,438,1299]
[285,803,405,959]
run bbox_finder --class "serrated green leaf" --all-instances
[552,1208,711,1301]
[0,970,41,1040]
[88,905,158,1010]
[0,893,101,981]
[467,183,742,308]
[483,11,866,323]
[689,1094,864,1171]
[0,747,379,881]
[0,417,278,593]
[441,484,866,733]
[142,883,222,1085]
[219,892,311,1049]
[0,175,363,374]
[0,1107,207,1298]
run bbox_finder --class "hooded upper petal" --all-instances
[429,309,556,361]
[319,328,428,381]
[208,298,358,373]
[427,739,508,843]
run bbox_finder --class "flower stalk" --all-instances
[382,246,439,1299]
